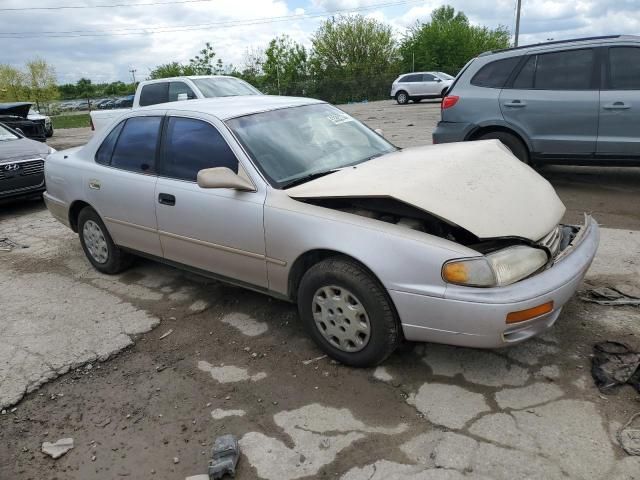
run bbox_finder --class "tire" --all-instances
[77,207,133,274]
[395,91,409,105]
[297,257,400,367]
[477,131,529,164]
[46,126,53,138]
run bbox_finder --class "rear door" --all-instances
[500,48,599,156]
[597,46,640,157]
[397,74,423,97]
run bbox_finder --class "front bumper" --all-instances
[391,216,599,348]
[432,120,475,144]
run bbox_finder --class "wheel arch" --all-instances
[466,124,533,152]
[68,200,92,233]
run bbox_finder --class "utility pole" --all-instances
[129,68,137,85]
[514,0,522,47]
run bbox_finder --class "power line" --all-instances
[0,0,422,38]
[0,0,212,12]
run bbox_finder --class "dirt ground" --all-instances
[2,100,640,480]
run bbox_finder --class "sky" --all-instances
[0,0,639,84]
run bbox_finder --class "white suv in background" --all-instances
[390,71,454,104]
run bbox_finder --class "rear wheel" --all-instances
[395,91,409,105]
[297,257,400,367]
[477,131,529,164]
[78,207,133,274]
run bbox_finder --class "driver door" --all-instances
[155,113,268,288]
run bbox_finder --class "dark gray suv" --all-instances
[433,35,640,165]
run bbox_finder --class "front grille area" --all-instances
[0,158,45,197]
[538,225,562,258]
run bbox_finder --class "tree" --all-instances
[149,61,189,79]
[311,15,398,103]
[262,35,309,95]
[75,78,95,108]
[25,58,59,109]
[189,42,218,75]
[0,65,27,101]
[399,5,510,75]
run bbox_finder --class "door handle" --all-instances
[504,100,526,107]
[158,193,175,206]
[88,179,101,190]
[603,101,630,110]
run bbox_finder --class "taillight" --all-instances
[441,95,459,110]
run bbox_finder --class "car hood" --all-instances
[286,140,566,241]
[0,137,50,162]
[0,102,32,119]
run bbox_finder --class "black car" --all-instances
[0,122,52,201]
[0,102,47,142]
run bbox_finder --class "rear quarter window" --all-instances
[139,83,169,107]
[470,57,521,88]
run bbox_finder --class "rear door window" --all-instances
[139,83,169,106]
[95,121,124,165]
[512,56,536,89]
[161,117,239,181]
[110,116,162,173]
[471,57,521,88]
[399,74,423,83]
[422,73,437,82]
[608,47,640,90]
[532,49,594,90]
[169,82,196,101]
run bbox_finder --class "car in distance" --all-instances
[1,122,54,201]
[0,102,47,142]
[90,75,261,131]
[44,96,599,367]
[391,72,454,104]
[28,107,53,138]
[433,35,640,165]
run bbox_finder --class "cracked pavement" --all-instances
[1,101,640,479]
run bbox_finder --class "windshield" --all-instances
[437,72,454,80]
[226,103,397,188]
[0,124,19,141]
[193,77,261,98]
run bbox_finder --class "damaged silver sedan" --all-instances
[43,96,599,367]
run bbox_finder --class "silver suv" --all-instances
[433,35,640,165]
[390,72,454,105]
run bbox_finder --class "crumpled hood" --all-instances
[0,137,50,163]
[286,140,566,241]
[0,102,32,119]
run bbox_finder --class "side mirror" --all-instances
[435,78,442,82]
[197,167,254,191]
[374,128,384,137]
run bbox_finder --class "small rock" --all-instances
[243,347,251,352]
[173,457,180,464]
[91,455,96,461]
[251,352,258,358]
[42,438,74,459]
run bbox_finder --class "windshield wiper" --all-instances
[281,169,341,189]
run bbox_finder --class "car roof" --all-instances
[142,75,247,85]
[138,95,325,120]
[479,34,640,58]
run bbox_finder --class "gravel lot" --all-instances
[2,100,640,480]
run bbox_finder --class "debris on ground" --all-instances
[208,434,240,479]
[0,237,28,252]
[42,438,74,459]
[591,342,640,393]
[581,286,640,306]
[618,412,640,455]
[159,329,174,340]
[302,355,327,365]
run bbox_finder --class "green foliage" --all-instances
[262,35,309,96]
[399,5,510,75]
[51,113,90,129]
[0,65,27,101]
[0,59,59,106]
[57,78,136,100]
[310,15,399,103]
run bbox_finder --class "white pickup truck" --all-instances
[90,75,261,131]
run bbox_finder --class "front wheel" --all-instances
[297,257,400,367]
[78,207,133,274]
[395,91,409,105]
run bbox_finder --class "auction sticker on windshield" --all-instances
[326,112,354,125]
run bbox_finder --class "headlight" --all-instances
[443,246,548,287]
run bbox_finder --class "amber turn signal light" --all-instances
[506,301,554,324]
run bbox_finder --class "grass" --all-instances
[51,113,91,129]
